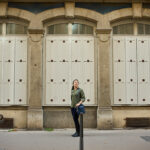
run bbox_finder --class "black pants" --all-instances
[71,107,80,134]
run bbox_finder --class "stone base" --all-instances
[43,107,97,128]
[27,108,43,130]
[97,107,113,129]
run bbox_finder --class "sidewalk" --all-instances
[0,128,150,150]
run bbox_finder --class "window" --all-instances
[47,23,68,34]
[138,23,150,35]
[113,23,133,35]
[6,23,27,34]
[72,23,93,34]
[113,22,150,35]
[47,23,93,35]
[0,24,2,35]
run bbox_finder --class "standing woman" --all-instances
[71,79,85,137]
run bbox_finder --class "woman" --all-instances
[71,79,85,137]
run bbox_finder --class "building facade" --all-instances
[0,0,150,129]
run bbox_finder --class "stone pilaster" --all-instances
[0,2,8,17]
[65,2,75,18]
[27,29,44,130]
[132,2,142,18]
[96,29,113,129]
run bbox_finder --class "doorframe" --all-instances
[42,34,98,106]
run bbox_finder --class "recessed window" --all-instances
[47,23,68,34]
[138,23,150,35]
[138,23,144,34]
[72,23,93,34]
[113,23,133,35]
[0,24,2,35]
[6,23,27,34]
[47,23,93,35]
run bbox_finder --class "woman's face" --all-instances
[73,80,79,88]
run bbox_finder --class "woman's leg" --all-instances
[71,108,80,134]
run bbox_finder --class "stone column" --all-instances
[96,29,113,129]
[27,29,44,130]
[65,2,75,18]
[0,2,7,16]
[132,2,142,18]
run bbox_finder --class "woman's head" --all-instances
[72,79,79,90]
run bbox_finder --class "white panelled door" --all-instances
[113,37,126,104]
[125,37,137,104]
[15,37,27,104]
[3,37,15,104]
[0,36,27,105]
[137,38,150,104]
[113,36,150,105]
[0,38,2,104]
[82,38,94,104]
[45,36,95,105]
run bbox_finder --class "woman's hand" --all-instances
[76,103,80,107]
[76,101,82,107]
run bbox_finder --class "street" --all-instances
[0,129,150,150]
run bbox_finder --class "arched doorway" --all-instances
[112,20,150,105]
[43,20,97,106]
[0,21,28,105]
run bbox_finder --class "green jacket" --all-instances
[71,88,85,108]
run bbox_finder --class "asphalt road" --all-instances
[0,129,150,150]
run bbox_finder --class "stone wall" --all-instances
[0,1,150,129]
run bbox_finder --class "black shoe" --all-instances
[72,132,80,137]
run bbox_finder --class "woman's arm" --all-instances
[76,89,85,107]
[76,100,83,107]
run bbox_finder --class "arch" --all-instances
[37,7,103,29]
[7,7,35,24]
[6,7,150,30]
[38,7,65,23]
[36,7,135,29]
[106,8,133,23]
[143,8,150,18]
[74,8,102,23]
[105,8,150,29]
